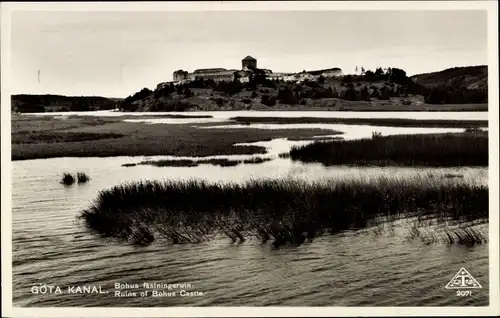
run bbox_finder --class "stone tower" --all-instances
[242,56,257,70]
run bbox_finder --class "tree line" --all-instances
[12,94,117,113]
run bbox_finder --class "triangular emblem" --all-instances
[445,267,482,289]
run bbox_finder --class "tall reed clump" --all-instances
[61,172,90,185]
[79,177,488,247]
[77,172,90,184]
[405,220,488,246]
[288,133,488,167]
[61,173,75,185]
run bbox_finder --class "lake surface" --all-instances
[12,158,489,307]
[11,111,490,307]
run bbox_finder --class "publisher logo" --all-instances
[445,267,482,289]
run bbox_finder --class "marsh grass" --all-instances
[12,132,124,144]
[242,157,273,164]
[288,133,488,167]
[122,163,137,167]
[230,116,488,128]
[140,159,199,167]
[404,221,487,246]
[77,172,90,183]
[13,114,330,160]
[198,159,241,167]
[286,136,343,142]
[123,157,273,168]
[61,172,90,185]
[80,177,488,247]
[443,227,488,245]
[61,173,75,185]
[148,114,213,119]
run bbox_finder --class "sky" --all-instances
[9,10,488,98]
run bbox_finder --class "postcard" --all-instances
[1,1,498,317]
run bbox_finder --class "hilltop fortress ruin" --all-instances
[170,56,343,85]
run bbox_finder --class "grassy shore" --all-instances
[124,157,273,168]
[288,132,488,167]
[79,177,488,247]
[231,116,488,128]
[12,113,487,161]
[11,114,334,160]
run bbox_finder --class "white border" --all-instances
[1,1,499,317]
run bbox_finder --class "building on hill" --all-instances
[173,70,189,81]
[242,56,257,70]
[170,55,341,85]
[189,68,238,82]
[192,68,228,76]
[268,73,284,81]
[235,69,254,83]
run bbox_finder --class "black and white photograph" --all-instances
[1,1,499,316]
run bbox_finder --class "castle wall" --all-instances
[321,70,343,77]
[171,56,341,85]
[188,69,236,82]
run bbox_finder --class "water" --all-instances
[12,156,489,307]
[11,113,489,306]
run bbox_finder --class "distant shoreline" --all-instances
[13,103,488,114]
[229,103,488,112]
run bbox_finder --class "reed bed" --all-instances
[288,133,488,167]
[79,177,488,247]
[77,172,90,183]
[404,222,488,246]
[122,157,273,168]
[122,163,137,167]
[198,159,241,167]
[140,159,200,167]
[61,173,75,185]
[242,157,273,164]
[230,116,488,128]
[61,172,90,185]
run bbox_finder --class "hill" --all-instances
[120,65,487,112]
[11,94,121,113]
[411,65,487,90]
[410,66,488,104]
